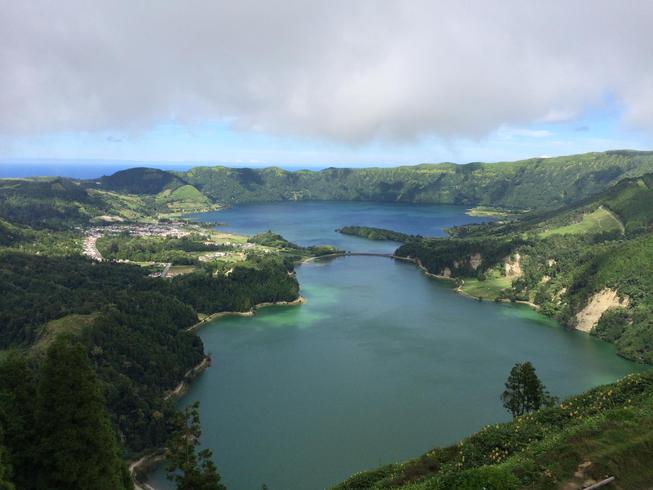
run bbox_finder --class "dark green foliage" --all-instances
[94,167,188,195]
[598,173,653,233]
[0,252,204,452]
[434,466,520,490]
[172,256,300,312]
[247,231,339,257]
[166,402,226,490]
[0,436,13,490]
[97,233,232,264]
[181,151,653,210]
[333,371,653,489]
[87,295,204,452]
[0,250,196,348]
[0,251,299,452]
[0,220,25,246]
[592,308,630,343]
[501,362,554,417]
[248,230,299,248]
[0,178,103,229]
[0,355,37,489]
[336,226,415,242]
[396,237,522,277]
[35,338,132,490]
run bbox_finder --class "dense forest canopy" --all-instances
[0,250,299,456]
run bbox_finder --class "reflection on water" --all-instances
[150,254,642,490]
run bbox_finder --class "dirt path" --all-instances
[129,454,160,490]
[82,234,103,261]
[164,356,211,401]
[601,205,626,234]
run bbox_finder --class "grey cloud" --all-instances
[2,0,653,142]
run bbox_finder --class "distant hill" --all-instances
[61,150,653,213]
[453,172,653,238]
[0,177,104,228]
[177,150,653,210]
[93,167,188,195]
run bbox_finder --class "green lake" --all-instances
[150,202,642,490]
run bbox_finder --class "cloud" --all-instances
[498,128,553,139]
[2,0,653,143]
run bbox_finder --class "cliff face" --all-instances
[575,288,630,333]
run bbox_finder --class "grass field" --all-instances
[32,313,97,353]
[460,272,512,300]
[540,206,623,237]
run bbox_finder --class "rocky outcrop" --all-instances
[575,288,630,333]
[504,253,523,278]
[469,253,482,270]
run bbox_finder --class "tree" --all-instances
[501,362,555,418]
[166,402,226,490]
[0,436,14,490]
[0,354,36,489]
[34,338,132,490]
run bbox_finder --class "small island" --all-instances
[336,225,417,242]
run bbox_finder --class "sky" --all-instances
[2,1,653,168]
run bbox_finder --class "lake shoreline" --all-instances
[186,295,306,333]
[130,355,213,490]
[133,295,306,490]
[141,250,641,490]
[302,252,541,308]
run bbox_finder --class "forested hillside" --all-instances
[394,172,653,363]
[0,170,306,488]
[61,150,653,212]
[0,251,299,453]
[177,150,653,210]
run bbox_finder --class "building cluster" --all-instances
[81,222,199,262]
[87,221,196,239]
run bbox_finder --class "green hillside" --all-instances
[394,172,653,363]
[539,206,622,238]
[94,167,188,195]
[178,150,653,210]
[333,371,653,490]
[0,177,108,228]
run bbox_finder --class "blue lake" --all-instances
[150,202,642,490]
[189,201,493,253]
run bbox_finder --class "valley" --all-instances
[0,151,652,489]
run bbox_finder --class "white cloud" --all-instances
[2,0,653,143]
[498,128,553,139]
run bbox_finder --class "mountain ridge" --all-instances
[88,149,653,211]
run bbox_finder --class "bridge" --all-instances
[302,252,414,262]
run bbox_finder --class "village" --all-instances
[81,220,258,278]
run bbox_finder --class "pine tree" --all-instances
[166,402,226,490]
[0,354,36,489]
[0,430,14,490]
[501,361,554,418]
[34,338,132,490]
